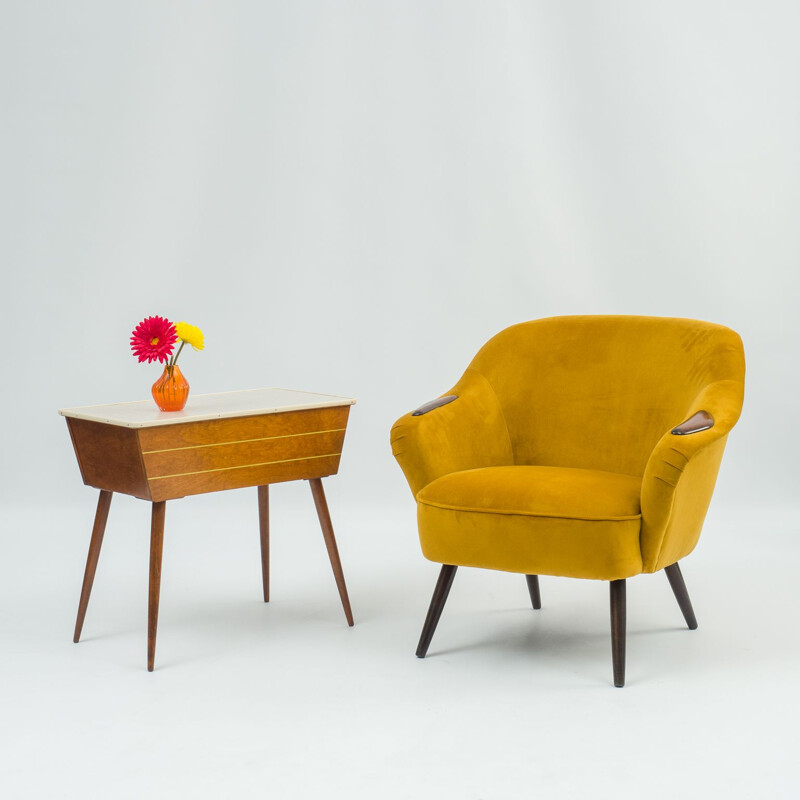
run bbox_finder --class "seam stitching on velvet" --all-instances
[668,447,689,463]
[649,489,679,571]
[465,367,514,465]
[417,499,641,522]
[654,475,677,488]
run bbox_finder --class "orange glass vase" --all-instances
[151,365,189,411]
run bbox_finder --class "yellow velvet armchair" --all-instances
[391,315,745,686]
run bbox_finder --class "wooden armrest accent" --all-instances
[412,395,458,416]
[671,410,714,436]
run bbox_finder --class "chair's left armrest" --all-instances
[411,395,459,416]
[390,369,514,497]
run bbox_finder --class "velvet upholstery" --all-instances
[391,316,745,581]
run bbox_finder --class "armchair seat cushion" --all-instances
[416,466,644,580]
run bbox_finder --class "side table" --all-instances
[59,387,356,670]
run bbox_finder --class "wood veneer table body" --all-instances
[60,388,356,671]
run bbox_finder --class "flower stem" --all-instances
[170,341,186,369]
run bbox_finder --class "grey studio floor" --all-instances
[1,480,798,799]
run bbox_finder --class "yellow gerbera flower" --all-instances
[175,321,205,351]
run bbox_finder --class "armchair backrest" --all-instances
[468,316,745,477]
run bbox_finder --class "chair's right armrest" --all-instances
[640,379,744,572]
[390,369,514,497]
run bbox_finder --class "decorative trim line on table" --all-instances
[142,427,347,454]
[148,452,343,480]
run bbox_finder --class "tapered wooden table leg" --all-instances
[147,501,166,672]
[308,478,354,626]
[73,490,113,643]
[258,485,270,602]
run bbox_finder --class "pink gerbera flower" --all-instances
[130,316,177,364]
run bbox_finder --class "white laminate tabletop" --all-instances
[58,388,356,428]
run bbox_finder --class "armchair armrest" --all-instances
[640,380,744,572]
[390,369,513,496]
[412,395,458,416]
[671,410,714,435]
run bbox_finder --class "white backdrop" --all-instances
[3,0,799,511]
[4,4,800,798]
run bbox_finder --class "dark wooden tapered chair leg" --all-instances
[664,562,698,630]
[309,478,354,626]
[416,564,457,658]
[525,574,542,610]
[610,579,626,688]
[73,489,113,643]
[147,501,166,672]
[258,485,270,602]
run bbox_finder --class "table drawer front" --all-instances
[142,428,346,479]
[148,453,342,501]
[138,406,349,451]
[140,405,350,502]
